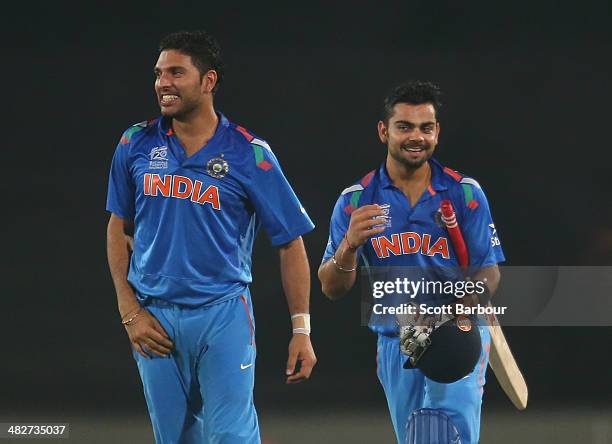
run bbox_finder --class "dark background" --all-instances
[3,1,611,442]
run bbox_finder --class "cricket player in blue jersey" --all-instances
[106,31,317,444]
[318,81,505,444]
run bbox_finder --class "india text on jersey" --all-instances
[371,232,450,259]
[143,173,220,210]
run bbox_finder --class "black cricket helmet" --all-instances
[404,316,482,383]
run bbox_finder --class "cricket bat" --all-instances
[440,200,528,410]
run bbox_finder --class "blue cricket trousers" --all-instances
[133,292,260,444]
[376,326,490,444]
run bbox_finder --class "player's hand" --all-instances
[452,285,491,313]
[454,293,479,309]
[124,309,174,359]
[346,204,387,248]
[285,334,317,384]
[125,235,134,252]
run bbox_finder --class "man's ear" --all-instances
[378,121,388,144]
[202,70,218,94]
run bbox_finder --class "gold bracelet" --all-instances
[121,308,142,326]
[121,306,141,321]
[331,253,357,273]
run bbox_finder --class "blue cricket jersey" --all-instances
[107,113,315,306]
[322,158,505,333]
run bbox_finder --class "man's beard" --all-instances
[390,144,433,169]
[160,98,200,120]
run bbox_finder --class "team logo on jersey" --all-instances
[206,157,229,179]
[149,146,168,169]
[433,209,445,227]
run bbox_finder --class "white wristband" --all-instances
[291,313,311,335]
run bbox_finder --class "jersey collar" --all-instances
[157,111,230,137]
[378,157,448,194]
[429,158,449,192]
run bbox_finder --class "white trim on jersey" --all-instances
[341,184,364,195]
[251,138,272,152]
[460,177,481,189]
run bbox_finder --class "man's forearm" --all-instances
[457,265,501,308]
[279,236,317,382]
[106,214,140,318]
[279,237,311,316]
[317,238,358,300]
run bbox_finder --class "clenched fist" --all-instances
[345,204,388,249]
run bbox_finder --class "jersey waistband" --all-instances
[136,286,248,309]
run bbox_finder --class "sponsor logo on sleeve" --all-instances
[489,223,501,247]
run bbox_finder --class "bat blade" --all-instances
[439,199,528,410]
[488,323,528,410]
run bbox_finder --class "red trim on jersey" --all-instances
[257,160,273,171]
[427,184,437,196]
[240,295,255,345]
[344,204,356,214]
[166,128,174,136]
[235,125,255,142]
[443,167,462,182]
[467,200,479,209]
[360,170,376,187]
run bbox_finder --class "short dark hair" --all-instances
[159,30,224,93]
[382,80,442,122]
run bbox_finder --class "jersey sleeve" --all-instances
[106,139,135,220]
[245,144,314,246]
[459,182,505,268]
[321,194,351,263]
